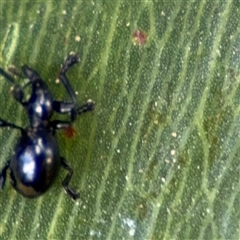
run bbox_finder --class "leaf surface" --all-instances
[0,1,239,239]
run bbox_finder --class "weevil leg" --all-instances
[0,121,25,191]
[0,68,15,84]
[60,157,80,200]
[53,101,77,121]
[57,54,95,121]
[50,120,71,130]
[51,101,94,129]
[59,54,79,104]
[53,100,94,121]
[77,101,95,114]
[0,160,10,190]
[0,118,25,133]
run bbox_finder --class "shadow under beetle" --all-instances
[0,54,94,200]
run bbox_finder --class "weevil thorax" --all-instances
[27,79,54,128]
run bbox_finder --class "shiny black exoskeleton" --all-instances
[0,54,94,200]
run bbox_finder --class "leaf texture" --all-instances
[0,1,239,239]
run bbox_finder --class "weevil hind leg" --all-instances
[60,157,80,200]
[0,160,10,190]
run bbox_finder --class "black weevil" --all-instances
[0,54,94,200]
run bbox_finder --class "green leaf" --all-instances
[0,1,239,239]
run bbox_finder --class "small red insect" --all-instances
[132,30,148,45]
[64,125,76,138]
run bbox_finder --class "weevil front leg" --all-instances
[59,54,79,104]
[57,54,95,121]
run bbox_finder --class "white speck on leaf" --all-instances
[121,217,136,237]
[75,35,81,42]
[171,149,175,155]
[172,132,177,137]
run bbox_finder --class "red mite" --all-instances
[64,125,77,138]
[132,30,148,45]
